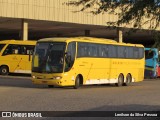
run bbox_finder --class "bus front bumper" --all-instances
[31,74,75,87]
[32,78,65,86]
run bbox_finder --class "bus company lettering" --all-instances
[28,113,42,117]
[12,112,42,117]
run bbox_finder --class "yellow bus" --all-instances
[31,37,144,89]
[0,40,36,75]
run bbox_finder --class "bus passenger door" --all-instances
[23,45,35,74]
[64,42,76,85]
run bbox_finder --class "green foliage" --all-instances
[67,0,160,29]
[67,0,160,48]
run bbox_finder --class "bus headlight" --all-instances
[53,76,62,80]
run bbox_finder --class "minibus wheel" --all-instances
[124,74,132,86]
[0,66,9,75]
[115,74,124,87]
[74,76,80,89]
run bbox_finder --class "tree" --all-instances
[67,0,160,47]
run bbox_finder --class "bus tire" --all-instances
[124,74,132,86]
[115,74,124,87]
[48,85,54,88]
[0,66,9,75]
[74,76,80,89]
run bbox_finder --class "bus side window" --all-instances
[118,46,126,58]
[27,50,31,55]
[65,42,76,72]
[2,45,12,56]
[26,45,35,55]
[126,47,134,59]
[139,48,144,59]
[77,43,87,57]
[13,49,18,54]
[88,43,98,57]
[134,47,139,59]
[2,44,25,56]
[108,45,117,58]
[13,45,21,54]
[92,45,98,57]
[20,46,26,55]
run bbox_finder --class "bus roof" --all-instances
[38,37,144,47]
[38,37,116,43]
[0,40,36,45]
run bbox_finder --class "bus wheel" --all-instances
[74,76,80,89]
[0,66,9,75]
[115,74,124,87]
[124,74,132,86]
[48,85,54,88]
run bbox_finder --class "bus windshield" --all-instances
[32,42,66,73]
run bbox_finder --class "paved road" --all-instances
[0,75,160,119]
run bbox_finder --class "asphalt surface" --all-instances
[0,75,160,119]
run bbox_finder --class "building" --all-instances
[0,0,159,45]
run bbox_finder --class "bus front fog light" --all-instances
[32,76,36,79]
[52,76,62,80]
[55,76,62,80]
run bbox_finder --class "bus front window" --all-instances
[145,50,154,59]
[32,42,66,73]
[0,44,5,52]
